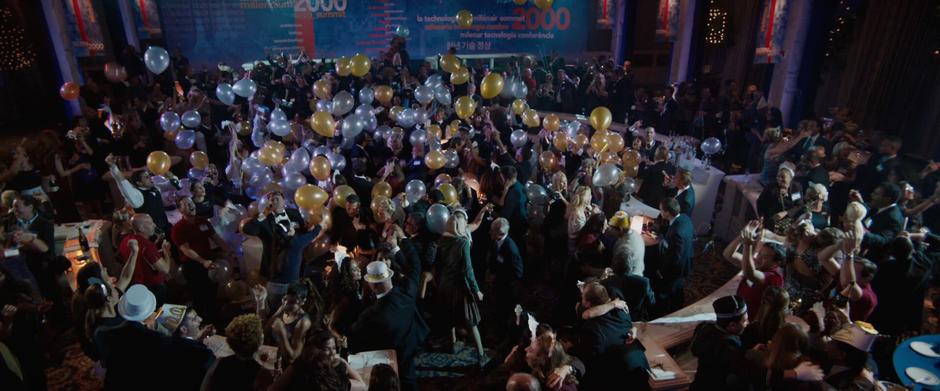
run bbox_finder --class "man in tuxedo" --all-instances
[791,119,830,158]
[797,151,829,189]
[654,197,694,316]
[571,282,649,389]
[639,127,661,161]
[349,241,428,391]
[853,183,904,261]
[107,154,171,234]
[158,307,215,389]
[242,191,305,279]
[858,136,903,197]
[348,159,374,211]
[637,146,675,208]
[329,194,363,249]
[484,218,524,325]
[496,165,528,248]
[668,169,696,215]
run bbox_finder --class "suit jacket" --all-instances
[799,164,830,189]
[348,240,429,389]
[242,209,305,278]
[674,186,696,216]
[487,236,524,290]
[159,336,215,390]
[756,182,804,223]
[658,214,694,284]
[96,321,168,391]
[637,160,675,207]
[862,204,904,257]
[602,274,655,321]
[349,175,374,208]
[571,310,648,389]
[501,182,529,239]
[329,207,361,248]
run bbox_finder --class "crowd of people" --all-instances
[0,34,939,391]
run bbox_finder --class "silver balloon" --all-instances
[285,148,310,172]
[160,112,181,132]
[592,163,622,187]
[269,120,291,137]
[355,104,373,117]
[312,146,331,157]
[405,179,426,204]
[414,85,434,105]
[434,87,452,106]
[701,137,722,155]
[373,125,390,142]
[358,87,374,105]
[620,177,637,196]
[511,79,528,99]
[397,108,417,128]
[414,108,429,125]
[241,157,263,177]
[251,128,265,148]
[424,74,443,90]
[216,83,235,105]
[282,172,307,190]
[144,46,170,74]
[332,90,355,116]
[444,149,460,168]
[525,183,549,205]
[408,128,427,146]
[565,121,581,138]
[395,25,410,37]
[188,168,205,180]
[500,77,517,99]
[341,113,364,139]
[428,137,442,151]
[427,203,450,234]
[316,99,333,113]
[181,110,202,128]
[363,112,377,131]
[249,169,273,188]
[510,129,527,148]
[271,108,288,123]
[175,130,196,150]
[233,77,257,98]
[327,152,346,171]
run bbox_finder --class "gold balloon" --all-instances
[450,66,470,84]
[333,185,357,206]
[543,113,561,131]
[189,151,209,170]
[591,130,610,152]
[553,131,568,151]
[534,0,554,10]
[512,99,528,115]
[590,106,612,131]
[438,183,458,205]
[456,9,473,28]
[622,149,641,165]
[295,184,329,209]
[335,56,351,77]
[310,111,336,137]
[607,133,625,153]
[445,120,461,140]
[309,155,332,181]
[265,140,286,156]
[300,205,325,228]
[600,151,619,164]
[259,146,283,167]
[455,96,476,120]
[425,150,446,170]
[427,124,442,140]
[371,181,392,199]
[389,106,404,121]
[59,82,80,100]
[574,134,589,149]
[522,109,541,128]
[513,0,527,4]
[539,151,557,171]
[350,53,371,77]
[374,85,394,105]
[146,151,172,175]
[440,54,461,74]
[480,73,505,99]
[434,173,452,188]
[313,79,332,100]
[238,120,252,136]
[623,160,639,178]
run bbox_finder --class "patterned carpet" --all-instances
[46,240,735,391]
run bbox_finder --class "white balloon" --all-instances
[144,46,170,74]
[444,149,460,168]
[327,152,346,171]
[271,108,288,123]
[427,203,450,234]
[409,128,427,146]
[251,128,265,148]
[592,163,622,187]
[282,172,307,190]
[175,130,196,149]
[434,87,452,106]
[510,129,528,148]
[332,90,355,116]
[233,77,257,98]
[363,112,377,131]
[414,85,434,105]
[405,180,427,204]
[312,146,331,157]
[215,83,235,105]
[373,125,390,142]
[160,112,181,132]
[424,74,443,90]
[316,99,333,113]
[341,113,364,139]
[512,79,529,99]
[414,108,429,125]
[355,104,373,117]
[181,110,201,128]
[285,148,310,172]
[397,108,417,128]
[269,120,291,137]
[500,77,517,99]
[358,87,374,105]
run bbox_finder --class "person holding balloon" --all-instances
[106,153,172,235]
[242,190,306,280]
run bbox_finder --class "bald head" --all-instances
[490,217,509,241]
[506,373,541,391]
[130,214,156,237]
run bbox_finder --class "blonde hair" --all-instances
[566,186,591,218]
[845,202,867,223]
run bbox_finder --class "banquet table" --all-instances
[714,174,763,242]
[893,334,940,389]
[54,219,113,290]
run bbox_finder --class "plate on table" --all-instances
[911,341,940,358]
[905,367,940,386]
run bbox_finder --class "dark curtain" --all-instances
[813,0,940,158]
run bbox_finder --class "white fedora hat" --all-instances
[118,284,157,322]
[363,261,394,284]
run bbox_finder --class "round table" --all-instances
[893,334,940,389]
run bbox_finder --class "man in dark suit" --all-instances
[571,282,649,389]
[603,256,656,321]
[797,151,829,189]
[667,169,696,216]
[348,159,374,210]
[637,146,675,207]
[349,240,429,391]
[857,136,904,197]
[484,218,524,325]
[654,198,694,316]
[158,307,215,389]
[496,165,528,248]
[790,118,830,159]
[242,191,305,278]
[96,285,166,391]
[638,127,661,162]
[852,183,904,261]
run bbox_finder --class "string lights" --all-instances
[0,7,35,71]
[824,0,857,58]
[705,0,728,46]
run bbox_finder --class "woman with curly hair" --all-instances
[201,314,273,391]
[327,258,366,351]
[524,325,580,391]
[270,330,365,391]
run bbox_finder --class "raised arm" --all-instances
[839,233,863,301]
[106,154,145,209]
[116,239,141,292]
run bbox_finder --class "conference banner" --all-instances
[60,0,105,57]
[655,0,679,42]
[131,0,163,40]
[157,0,589,68]
[754,0,790,64]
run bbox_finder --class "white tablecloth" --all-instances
[679,159,726,235]
[349,349,398,385]
[714,174,763,242]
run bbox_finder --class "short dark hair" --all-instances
[764,242,787,265]
[876,182,901,204]
[368,363,400,391]
[130,170,150,185]
[581,282,610,307]
[499,165,517,181]
[345,194,360,205]
[286,281,309,300]
[660,197,680,216]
